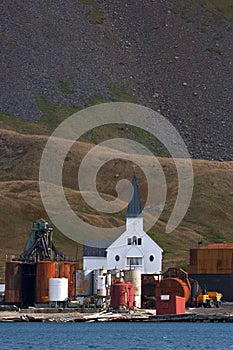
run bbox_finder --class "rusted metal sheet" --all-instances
[189,249,197,265]
[5,261,22,304]
[189,273,233,301]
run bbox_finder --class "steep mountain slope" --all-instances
[0,0,232,160]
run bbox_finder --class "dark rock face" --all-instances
[0,0,232,160]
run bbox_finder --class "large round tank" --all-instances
[5,261,22,304]
[59,262,76,299]
[156,277,190,303]
[111,280,134,309]
[36,261,59,303]
[49,278,68,301]
[124,269,141,308]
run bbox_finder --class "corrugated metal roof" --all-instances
[199,243,233,249]
[83,240,113,257]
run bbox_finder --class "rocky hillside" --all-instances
[0,0,233,160]
[0,128,233,283]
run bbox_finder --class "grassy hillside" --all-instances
[0,127,233,283]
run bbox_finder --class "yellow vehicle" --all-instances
[197,290,223,308]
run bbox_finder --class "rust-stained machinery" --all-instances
[5,219,77,307]
[156,267,201,307]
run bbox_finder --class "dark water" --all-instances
[0,322,233,350]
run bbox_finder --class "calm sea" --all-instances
[0,322,233,350]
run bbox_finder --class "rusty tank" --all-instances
[5,261,22,304]
[36,261,59,303]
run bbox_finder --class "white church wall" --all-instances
[83,256,107,273]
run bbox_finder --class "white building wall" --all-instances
[106,217,163,274]
[83,257,107,273]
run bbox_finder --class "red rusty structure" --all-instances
[5,219,78,307]
[156,295,185,315]
[110,279,134,309]
[155,267,200,307]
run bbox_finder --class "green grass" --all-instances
[0,84,135,135]
[0,85,169,156]
[205,0,233,21]
[173,0,233,22]
[73,0,104,24]
[59,80,74,94]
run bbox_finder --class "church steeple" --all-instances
[126,173,143,218]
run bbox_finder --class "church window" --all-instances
[149,255,154,262]
[127,257,142,266]
[138,238,142,245]
[132,236,137,245]
[115,255,120,261]
[128,238,131,245]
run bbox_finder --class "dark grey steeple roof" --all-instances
[126,173,143,218]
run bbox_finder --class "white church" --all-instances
[83,174,163,274]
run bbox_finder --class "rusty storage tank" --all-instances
[110,280,134,309]
[188,243,233,274]
[59,262,76,299]
[124,269,141,308]
[36,261,59,304]
[156,277,190,303]
[5,261,22,304]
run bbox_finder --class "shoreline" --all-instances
[1,306,233,323]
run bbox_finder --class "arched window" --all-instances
[132,236,137,245]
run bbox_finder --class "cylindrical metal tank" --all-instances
[110,269,121,285]
[97,275,106,297]
[124,269,141,308]
[49,278,68,301]
[93,269,107,296]
[36,261,59,303]
[111,280,134,309]
[156,277,190,303]
[5,261,22,304]
[106,271,112,288]
[76,270,93,296]
[59,262,76,299]
[126,281,134,307]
